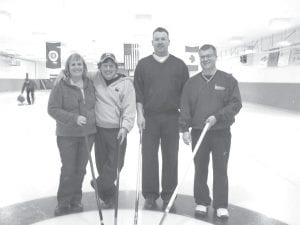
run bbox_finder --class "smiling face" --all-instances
[100,59,118,80]
[69,57,84,78]
[152,31,170,56]
[199,48,217,72]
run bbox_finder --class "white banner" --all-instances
[289,48,300,65]
[185,46,199,74]
[278,49,290,67]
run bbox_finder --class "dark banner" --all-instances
[46,42,61,69]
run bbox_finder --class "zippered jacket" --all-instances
[48,76,96,137]
[89,72,136,132]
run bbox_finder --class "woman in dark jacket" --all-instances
[48,53,96,216]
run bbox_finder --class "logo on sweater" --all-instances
[215,84,225,90]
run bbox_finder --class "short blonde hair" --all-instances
[64,53,88,77]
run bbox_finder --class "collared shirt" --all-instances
[202,69,217,82]
[179,70,242,132]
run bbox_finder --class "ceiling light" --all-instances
[135,14,152,20]
[32,31,47,36]
[229,36,243,45]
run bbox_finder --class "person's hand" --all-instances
[182,131,191,145]
[137,114,145,131]
[117,128,128,145]
[77,115,87,126]
[206,115,217,129]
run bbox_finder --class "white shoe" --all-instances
[216,208,229,218]
[195,205,208,216]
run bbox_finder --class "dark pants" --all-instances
[94,126,126,201]
[26,89,34,104]
[191,128,231,209]
[142,111,179,201]
[56,134,94,207]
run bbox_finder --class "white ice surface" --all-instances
[1,91,300,224]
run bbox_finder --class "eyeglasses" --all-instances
[200,54,216,60]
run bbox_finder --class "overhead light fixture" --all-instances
[32,31,47,36]
[229,36,243,45]
[268,18,291,30]
[135,14,152,20]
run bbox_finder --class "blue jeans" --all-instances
[56,134,94,206]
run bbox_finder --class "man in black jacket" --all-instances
[21,73,36,105]
[179,44,242,219]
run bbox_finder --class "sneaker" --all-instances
[143,198,157,209]
[70,203,83,213]
[54,205,70,216]
[216,208,229,219]
[195,205,208,216]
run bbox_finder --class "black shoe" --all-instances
[70,203,83,213]
[54,205,70,216]
[143,198,157,209]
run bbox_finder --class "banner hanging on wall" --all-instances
[185,46,199,74]
[289,48,300,65]
[278,49,290,67]
[124,43,139,71]
[46,42,61,69]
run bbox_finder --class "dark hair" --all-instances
[153,27,169,37]
[64,53,88,77]
[199,44,217,56]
